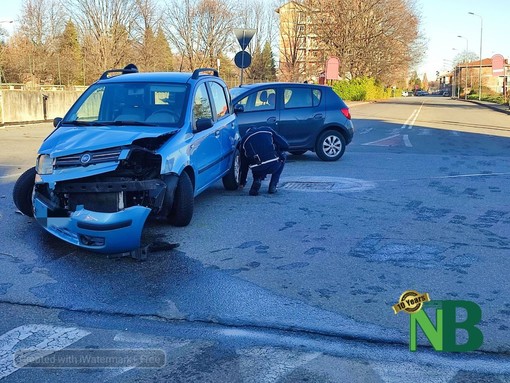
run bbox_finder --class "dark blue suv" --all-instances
[13,66,240,254]
[231,83,354,161]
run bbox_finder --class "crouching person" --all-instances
[239,126,289,196]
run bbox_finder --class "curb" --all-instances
[462,99,510,116]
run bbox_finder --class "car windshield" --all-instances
[62,82,188,126]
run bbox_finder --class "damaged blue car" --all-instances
[13,66,240,254]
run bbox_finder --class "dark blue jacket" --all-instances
[239,126,289,185]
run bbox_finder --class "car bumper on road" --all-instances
[33,196,151,254]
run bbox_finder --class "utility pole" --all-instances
[468,12,483,101]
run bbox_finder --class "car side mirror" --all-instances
[195,118,213,132]
[53,117,62,128]
[234,104,244,114]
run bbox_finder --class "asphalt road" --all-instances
[0,96,509,382]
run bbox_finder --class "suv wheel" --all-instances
[316,130,346,161]
[168,171,194,226]
[13,167,36,217]
[222,149,240,190]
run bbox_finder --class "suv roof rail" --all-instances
[191,68,219,79]
[100,64,139,80]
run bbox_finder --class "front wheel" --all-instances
[222,149,240,190]
[315,130,346,161]
[13,167,36,217]
[167,171,194,227]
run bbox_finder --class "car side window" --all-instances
[209,82,229,119]
[312,89,322,106]
[284,88,314,109]
[238,88,276,112]
[193,83,213,130]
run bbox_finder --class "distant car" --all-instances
[402,91,409,97]
[13,66,240,254]
[231,83,354,161]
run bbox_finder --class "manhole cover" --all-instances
[279,176,375,193]
[282,182,335,191]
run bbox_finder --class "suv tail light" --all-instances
[341,108,351,120]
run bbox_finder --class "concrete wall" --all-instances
[0,90,83,125]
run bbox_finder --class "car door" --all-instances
[277,86,325,149]
[234,87,278,136]
[190,82,223,193]
[207,81,237,174]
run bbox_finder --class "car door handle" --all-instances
[267,117,277,123]
[314,113,324,119]
[215,130,221,137]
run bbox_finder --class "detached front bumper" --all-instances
[33,195,151,254]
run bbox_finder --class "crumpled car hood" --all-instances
[39,126,179,157]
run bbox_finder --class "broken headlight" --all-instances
[36,154,54,175]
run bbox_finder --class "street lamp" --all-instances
[468,12,483,101]
[457,35,469,100]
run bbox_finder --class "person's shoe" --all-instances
[268,182,278,194]
[249,179,262,196]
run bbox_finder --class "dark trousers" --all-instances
[252,159,285,186]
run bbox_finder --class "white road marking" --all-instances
[0,324,90,380]
[362,134,401,146]
[0,173,22,180]
[238,347,321,383]
[371,361,458,383]
[403,134,412,147]
[358,127,373,135]
[401,109,418,129]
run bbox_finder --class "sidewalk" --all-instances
[462,99,510,115]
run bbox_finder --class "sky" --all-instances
[2,0,509,81]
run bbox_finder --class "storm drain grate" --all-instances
[282,181,336,191]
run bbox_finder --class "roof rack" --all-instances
[191,68,219,79]
[100,64,139,80]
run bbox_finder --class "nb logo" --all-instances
[409,300,484,352]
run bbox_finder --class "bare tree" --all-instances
[164,0,238,71]
[132,0,166,71]
[276,1,308,81]
[14,0,66,84]
[304,0,424,84]
[65,0,138,76]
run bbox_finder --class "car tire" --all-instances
[168,171,194,227]
[315,130,346,161]
[222,149,240,190]
[289,150,307,155]
[13,167,36,217]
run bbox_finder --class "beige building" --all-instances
[445,58,510,96]
[276,1,325,82]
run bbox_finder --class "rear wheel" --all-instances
[315,130,346,161]
[222,149,240,190]
[13,167,36,217]
[168,171,194,227]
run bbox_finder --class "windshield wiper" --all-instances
[110,120,158,126]
[63,120,107,126]
[62,120,157,127]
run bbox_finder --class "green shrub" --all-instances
[332,77,391,101]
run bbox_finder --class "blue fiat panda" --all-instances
[13,66,240,254]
